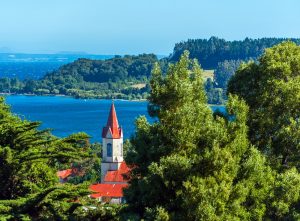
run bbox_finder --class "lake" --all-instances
[4,95,225,142]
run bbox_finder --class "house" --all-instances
[57,167,82,183]
[57,169,73,183]
[89,103,130,203]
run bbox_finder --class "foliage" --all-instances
[170,37,300,69]
[0,185,90,220]
[0,96,117,220]
[124,51,300,220]
[205,78,224,104]
[2,38,300,105]
[67,142,102,185]
[42,54,158,84]
[214,59,244,89]
[0,78,24,93]
[228,41,300,168]
[0,54,160,100]
[72,202,123,221]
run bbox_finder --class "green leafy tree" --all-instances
[228,41,300,167]
[123,51,300,220]
[214,59,243,89]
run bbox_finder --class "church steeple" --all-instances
[101,102,124,182]
[102,103,122,139]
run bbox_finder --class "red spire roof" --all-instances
[107,103,119,130]
[102,103,122,139]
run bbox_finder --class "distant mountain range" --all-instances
[0,53,115,63]
[0,47,12,53]
[0,53,116,79]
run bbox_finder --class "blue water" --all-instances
[5,96,152,142]
[4,95,225,143]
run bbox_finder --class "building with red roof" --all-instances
[89,183,128,204]
[57,169,73,183]
[104,161,130,183]
[57,103,130,203]
[57,167,81,183]
[89,103,131,203]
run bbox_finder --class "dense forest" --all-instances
[170,37,300,102]
[1,41,300,220]
[169,37,300,69]
[1,37,300,104]
[0,54,164,100]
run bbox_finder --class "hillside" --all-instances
[42,54,159,83]
[0,54,162,100]
[169,37,300,69]
[1,37,300,104]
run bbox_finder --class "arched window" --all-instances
[107,143,112,157]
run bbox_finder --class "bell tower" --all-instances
[101,103,124,182]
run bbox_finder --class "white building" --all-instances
[90,103,130,203]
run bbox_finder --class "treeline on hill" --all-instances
[1,37,300,104]
[123,42,300,220]
[169,36,300,69]
[171,37,300,103]
[0,54,163,100]
[1,42,300,220]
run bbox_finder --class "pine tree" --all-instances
[0,97,103,220]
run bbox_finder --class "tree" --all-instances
[123,51,300,220]
[124,51,211,219]
[169,37,300,69]
[228,41,300,167]
[214,59,243,89]
[205,78,224,104]
[0,96,98,219]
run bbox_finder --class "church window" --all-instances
[107,143,112,157]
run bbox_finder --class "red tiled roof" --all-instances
[57,169,73,179]
[102,103,122,139]
[104,161,130,183]
[89,183,128,198]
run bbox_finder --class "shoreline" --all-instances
[0,93,148,102]
[1,93,225,105]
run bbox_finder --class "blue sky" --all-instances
[0,0,299,55]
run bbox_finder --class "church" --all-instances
[89,103,130,204]
[57,103,131,203]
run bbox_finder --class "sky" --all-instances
[0,0,299,55]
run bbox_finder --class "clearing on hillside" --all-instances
[202,70,214,81]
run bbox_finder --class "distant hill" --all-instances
[1,37,300,104]
[0,53,115,80]
[0,54,163,100]
[42,54,160,83]
[0,53,114,63]
[169,37,300,69]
